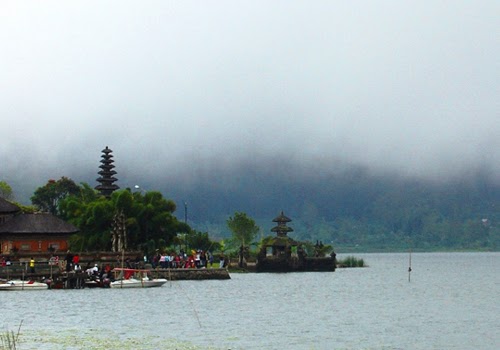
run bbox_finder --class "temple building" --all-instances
[271,211,294,237]
[256,211,336,272]
[0,197,78,255]
[95,146,119,197]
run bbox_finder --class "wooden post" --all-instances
[408,249,412,282]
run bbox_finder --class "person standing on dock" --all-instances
[72,254,80,266]
[65,250,73,272]
[29,257,35,273]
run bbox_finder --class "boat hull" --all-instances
[109,278,167,288]
[0,280,49,290]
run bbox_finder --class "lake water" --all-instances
[1,252,499,349]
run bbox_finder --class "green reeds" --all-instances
[0,320,22,350]
[337,256,366,267]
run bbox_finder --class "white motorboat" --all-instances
[0,280,49,291]
[109,268,167,288]
[109,277,167,288]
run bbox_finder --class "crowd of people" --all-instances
[59,249,229,273]
[0,256,12,267]
[0,249,229,278]
[148,249,227,269]
[1,256,37,273]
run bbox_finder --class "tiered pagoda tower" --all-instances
[95,146,119,197]
[256,210,336,272]
[271,211,294,237]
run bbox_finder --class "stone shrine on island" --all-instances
[256,211,336,272]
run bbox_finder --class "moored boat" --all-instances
[0,280,49,290]
[109,277,167,288]
[109,268,167,288]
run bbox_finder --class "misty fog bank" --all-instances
[152,160,500,226]
[2,1,499,211]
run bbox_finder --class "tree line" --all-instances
[2,177,263,259]
[190,176,500,252]
[2,174,499,254]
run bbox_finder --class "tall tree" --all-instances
[0,181,13,200]
[60,188,189,253]
[227,212,260,267]
[31,177,80,215]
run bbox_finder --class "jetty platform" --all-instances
[0,264,230,288]
[0,252,230,288]
[149,267,230,280]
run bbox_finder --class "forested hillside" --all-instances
[7,165,499,252]
[166,168,500,252]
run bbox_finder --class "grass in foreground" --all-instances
[0,320,22,350]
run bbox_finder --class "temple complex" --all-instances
[95,146,119,197]
[256,211,336,272]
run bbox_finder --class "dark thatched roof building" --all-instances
[0,213,79,235]
[0,198,78,255]
[0,197,21,226]
[0,197,20,214]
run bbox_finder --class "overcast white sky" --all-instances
[1,1,499,197]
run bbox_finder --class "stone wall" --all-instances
[151,268,230,280]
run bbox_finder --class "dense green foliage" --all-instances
[227,212,260,266]
[58,184,190,253]
[0,181,13,201]
[227,212,260,246]
[30,177,80,215]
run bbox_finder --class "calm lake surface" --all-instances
[1,252,499,349]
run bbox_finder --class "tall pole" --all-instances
[408,248,412,282]
[184,202,188,252]
[184,201,188,224]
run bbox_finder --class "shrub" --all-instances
[337,256,365,267]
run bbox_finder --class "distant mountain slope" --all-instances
[8,163,499,251]
[162,166,500,251]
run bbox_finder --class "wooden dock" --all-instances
[0,252,230,288]
[0,264,230,288]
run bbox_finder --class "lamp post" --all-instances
[134,184,148,254]
[134,185,147,199]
